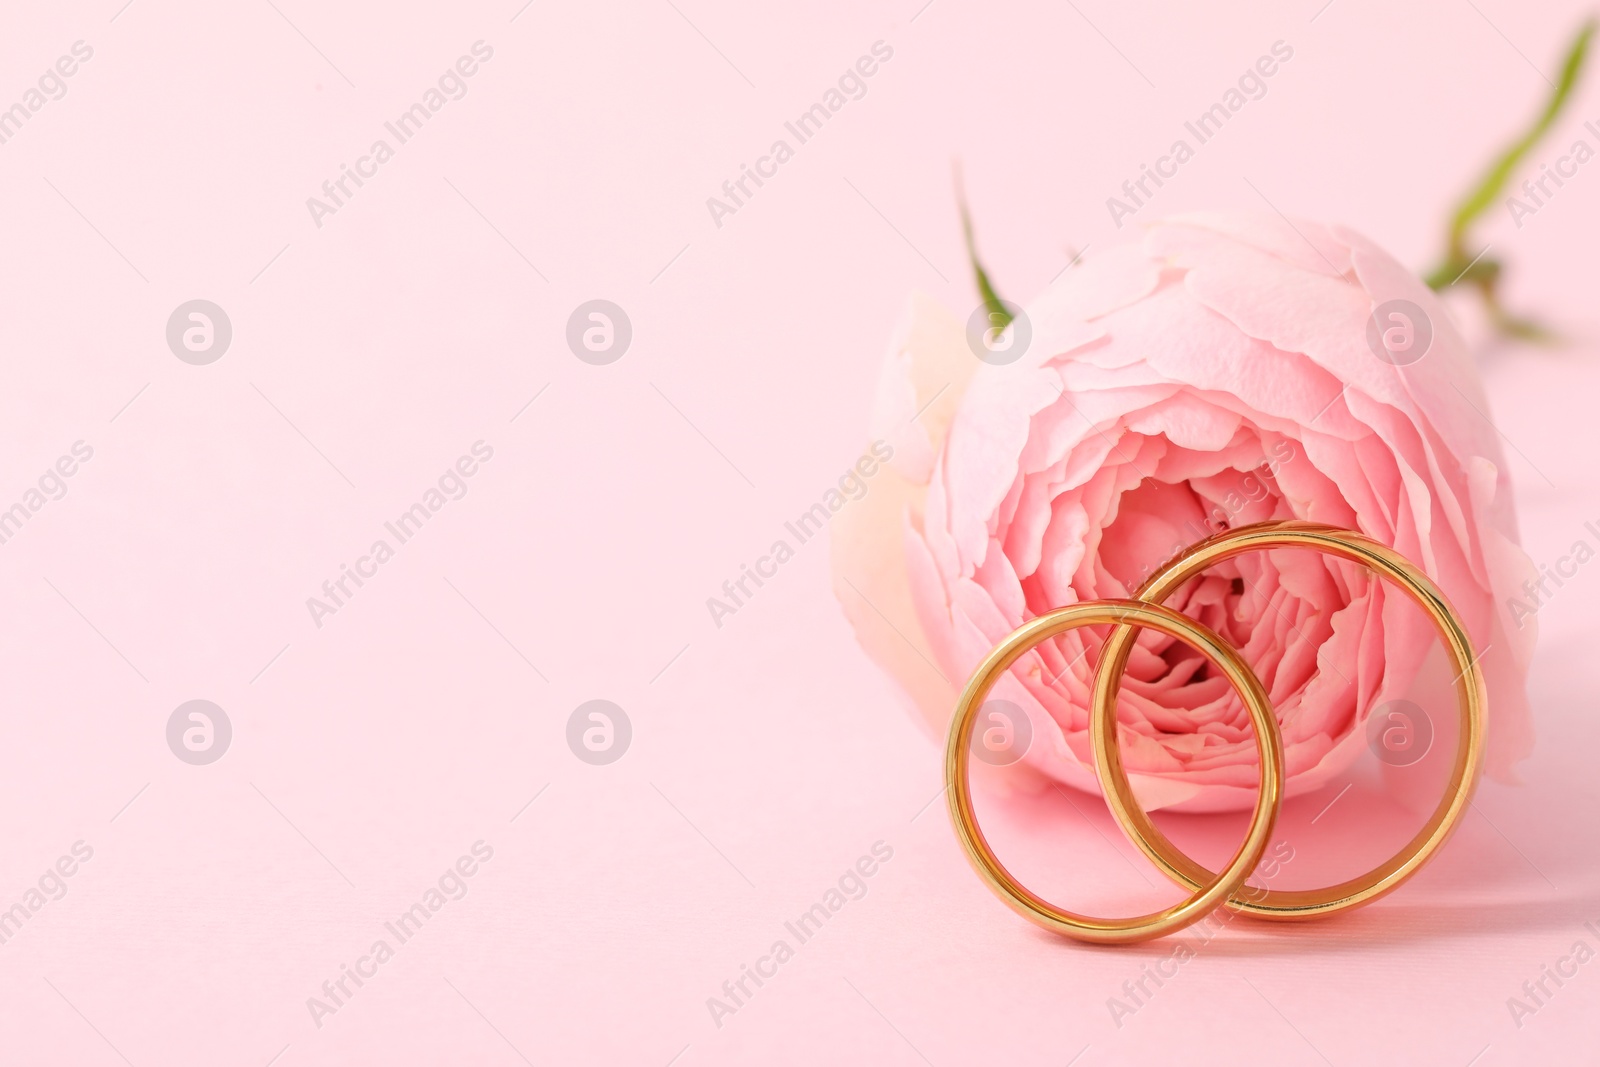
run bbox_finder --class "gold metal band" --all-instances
[944,599,1284,944]
[944,521,1488,942]
[1096,521,1487,919]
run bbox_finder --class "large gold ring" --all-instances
[1095,520,1487,919]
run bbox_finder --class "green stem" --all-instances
[954,163,1012,329]
[1424,19,1593,344]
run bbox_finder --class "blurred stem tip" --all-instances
[954,160,1012,329]
[1425,17,1595,342]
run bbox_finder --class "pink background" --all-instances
[2,0,1598,1063]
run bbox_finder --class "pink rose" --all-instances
[831,212,1537,812]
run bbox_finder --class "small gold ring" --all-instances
[1094,520,1487,919]
[945,599,1285,944]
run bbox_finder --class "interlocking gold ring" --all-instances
[945,520,1487,942]
[944,599,1284,944]
[1097,520,1486,919]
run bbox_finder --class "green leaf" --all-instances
[954,164,1012,329]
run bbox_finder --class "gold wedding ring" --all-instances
[945,600,1284,944]
[945,521,1487,943]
